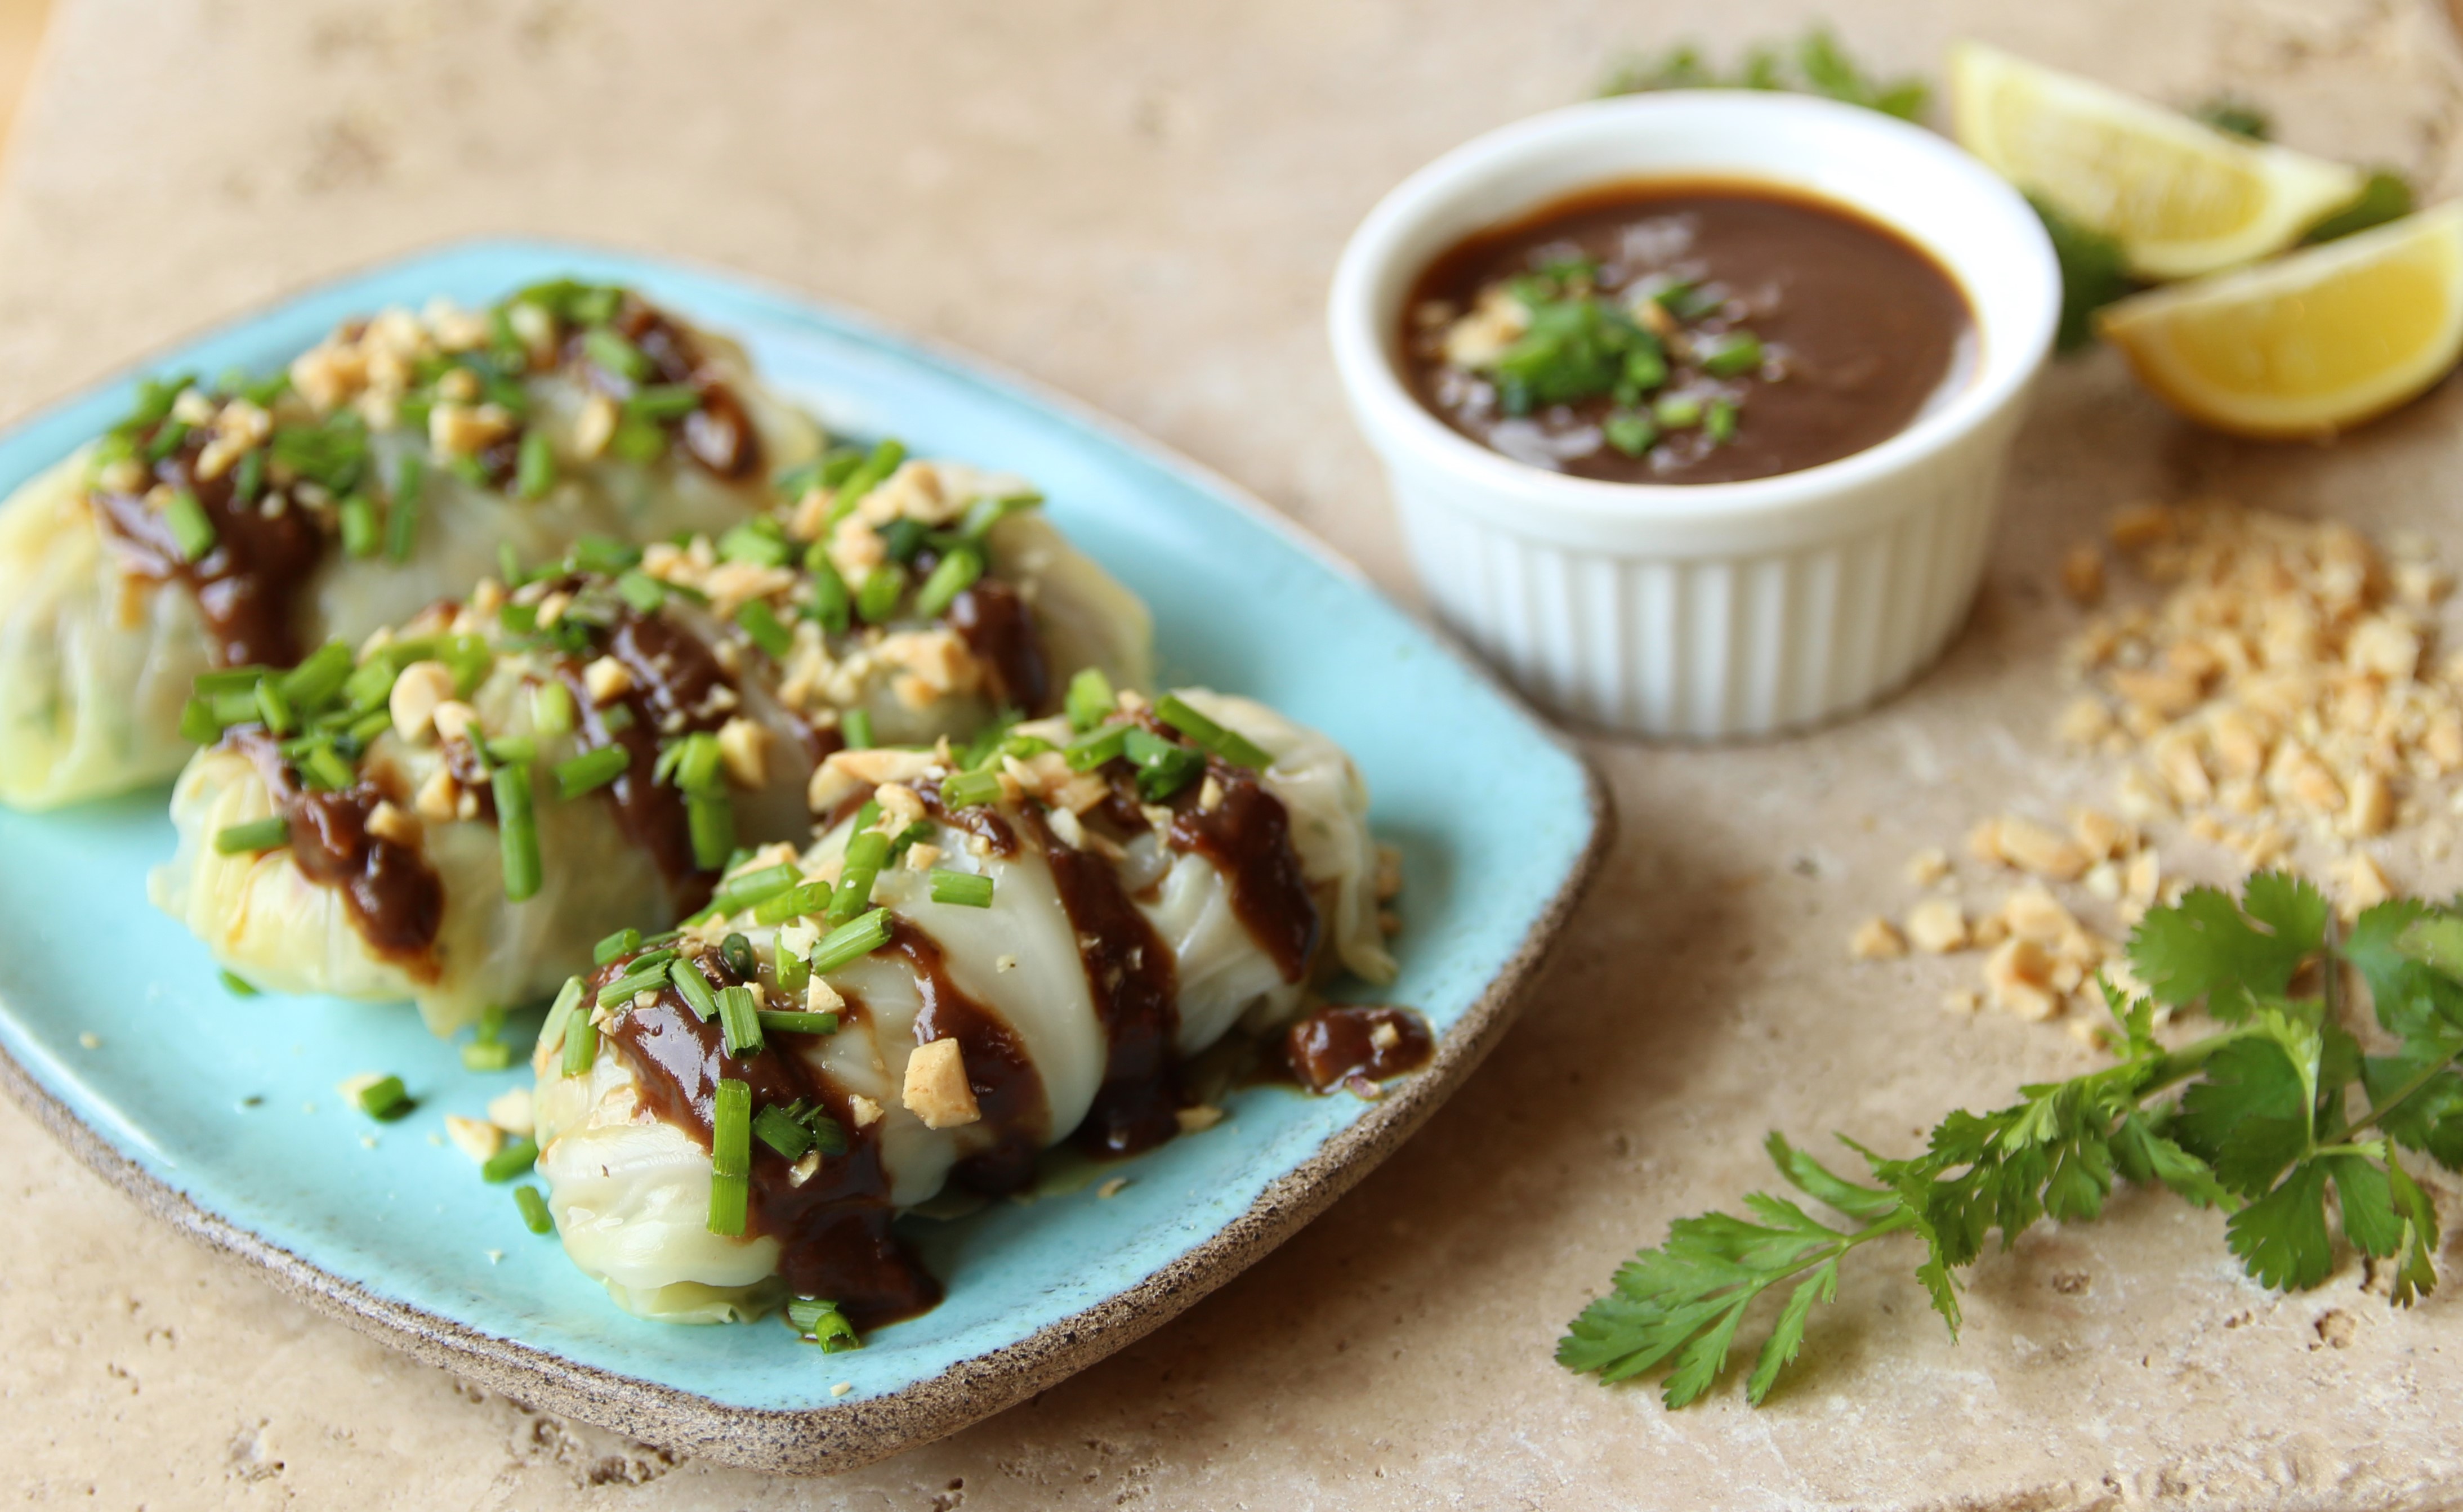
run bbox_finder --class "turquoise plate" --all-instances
[0,240,1607,1475]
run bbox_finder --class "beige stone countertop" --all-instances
[11,1,2463,1506]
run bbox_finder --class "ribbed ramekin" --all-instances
[1328,92,2060,739]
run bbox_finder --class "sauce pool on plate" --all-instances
[1400,179,1976,486]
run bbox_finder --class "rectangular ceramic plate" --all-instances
[0,240,1606,1475]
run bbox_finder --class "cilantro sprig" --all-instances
[1561,873,2463,1407]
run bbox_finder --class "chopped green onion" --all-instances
[719,518,792,567]
[1653,393,1703,428]
[711,861,801,915]
[515,428,556,499]
[687,791,735,871]
[494,763,541,902]
[194,665,270,696]
[179,698,222,745]
[338,493,381,557]
[1705,397,1739,444]
[279,641,354,711]
[753,880,833,926]
[570,535,640,574]
[485,735,537,765]
[595,958,672,1004]
[218,969,259,997]
[1065,668,1116,732]
[387,454,425,562]
[827,439,905,523]
[462,1038,516,1072]
[802,545,852,636]
[1155,693,1272,769]
[1603,410,1657,458]
[958,490,1041,540]
[777,940,811,996]
[352,1074,414,1121]
[827,831,891,925]
[735,598,793,659]
[514,1185,554,1234]
[1699,330,1764,378]
[298,743,355,791]
[213,816,289,855]
[716,984,765,1057]
[939,770,1003,809]
[146,419,191,463]
[342,656,397,713]
[808,907,893,974]
[248,676,295,736]
[1064,722,1130,772]
[163,489,216,563]
[541,972,585,1046]
[583,326,652,382]
[787,1297,861,1350]
[1123,728,1203,800]
[482,1136,538,1182]
[668,957,720,1020]
[754,1103,813,1160]
[560,1011,598,1080]
[878,517,929,563]
[532,679,575,737]
[626,382,703,422]
[929,870,994,908]
[720,931,760,978]
[855,565,905,624]
[840,708,874,750]
[670,730,725,794]
[913,547,982,619]
[553,743,629,799]
[758,1009,840,1036]
[708,1079,752,1236]
[615,570,667,614]
[598,703,636,733]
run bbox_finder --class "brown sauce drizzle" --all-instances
[882,920,1047,1194]
[1281,1004,1434,1095]
[945,577,1051,715]
[1161,758,1320,984]
[594,297,761,481]
[558,602,740,910]
[230,730,444,972]
[1015,805,1185,1157]
[93,427,326,669]
[595,955,940,1330]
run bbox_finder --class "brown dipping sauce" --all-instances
[1282,1004,1433,1095]
[230,730,445,970]
[1400,180,1974,486]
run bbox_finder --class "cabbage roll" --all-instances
[0,280,819,809]
[150,490,1151,1035]
[529,687,1412,1332]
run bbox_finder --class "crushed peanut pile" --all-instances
[1849,500,2456,1035]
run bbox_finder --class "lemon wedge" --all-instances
[1949,41,2363,280]
[2095,203,2463,438]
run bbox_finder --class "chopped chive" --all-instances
[670,730,725,794]
[807,907,893,974]
[342,657,397,713]
[338,493,380,557]
[827,439,905,523]
[558,978,598,1076]
[787,1297,861,1350]
[179,697,222,745]
[855,565,905,624]
[498,601,539,636]
[280,641,355,711]
[710,861,802,915]
[1064,722,1130,772]
[801,544,852,635]
[735,598,794,660]
[913,548,981,620]
[753,1103,813,1160]
[515,428,556,499]
[1653,393,1703,429]
[553,743,629,799]
[532,679,575,737]
[720,931,760,978]
[194,665,270,696]
[757,1009,840,1036]
[753,880,833,926]
[598,703,636,733]
[485,735,538,765]
[498,539,523,586]
[878,517,929,564]
[352,1074,414,1121]
[570,534,640,574]
[707,1173,749,1238]
[929,870,994,908]
[1065,668,1116,732]
[298,743,355,791]
[719,518,792,567]
[462,1039,516,1072]
[958,490,1041,540]
[939,770,1003,809]
[840,708,874,750]
[1699,330,1764,378]
[777,940,811,996]
[615,570,667,614]
[163,488,217,563]
[1154,693,1273,770]
[1123,727,1203,800]
[1603,410,1657,458]
[687,793,734,870]
[387,454,425,562]
[145,419,191,463]
[716,984,765,1057]
[514,1184,554,1234]
[626,383,704,422]
[668,958,720,1020]
[595,956,676,1005]
[583,326,652,382]
[827,831,892,925]
[482,1135,539,1182]
[494,763,541,902]
[1705,397,1739,444]
[213,816,289,855]
[219,969,260,997]
[708,1078,752,1236]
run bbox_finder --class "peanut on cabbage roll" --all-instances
[528,688,1413,1332]
[151,481,1150,1035]
[0,280,817,809]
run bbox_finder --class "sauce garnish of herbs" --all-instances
[1402,178,1974,485]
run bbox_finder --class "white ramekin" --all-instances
[1329,92,2060,739]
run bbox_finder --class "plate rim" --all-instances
[0,233,1615,1475]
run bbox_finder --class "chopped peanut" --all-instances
[1848,916,1906,961]
[1905,898,1966,954]
[902,1039,979,1129]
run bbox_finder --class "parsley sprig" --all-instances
[1561,873,2463,1407]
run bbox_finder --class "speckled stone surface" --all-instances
[10,1,2463,1506]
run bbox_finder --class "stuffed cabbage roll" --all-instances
[150,487,1152,1035]
[0,280,819,809]
[529,687,1415,1333]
